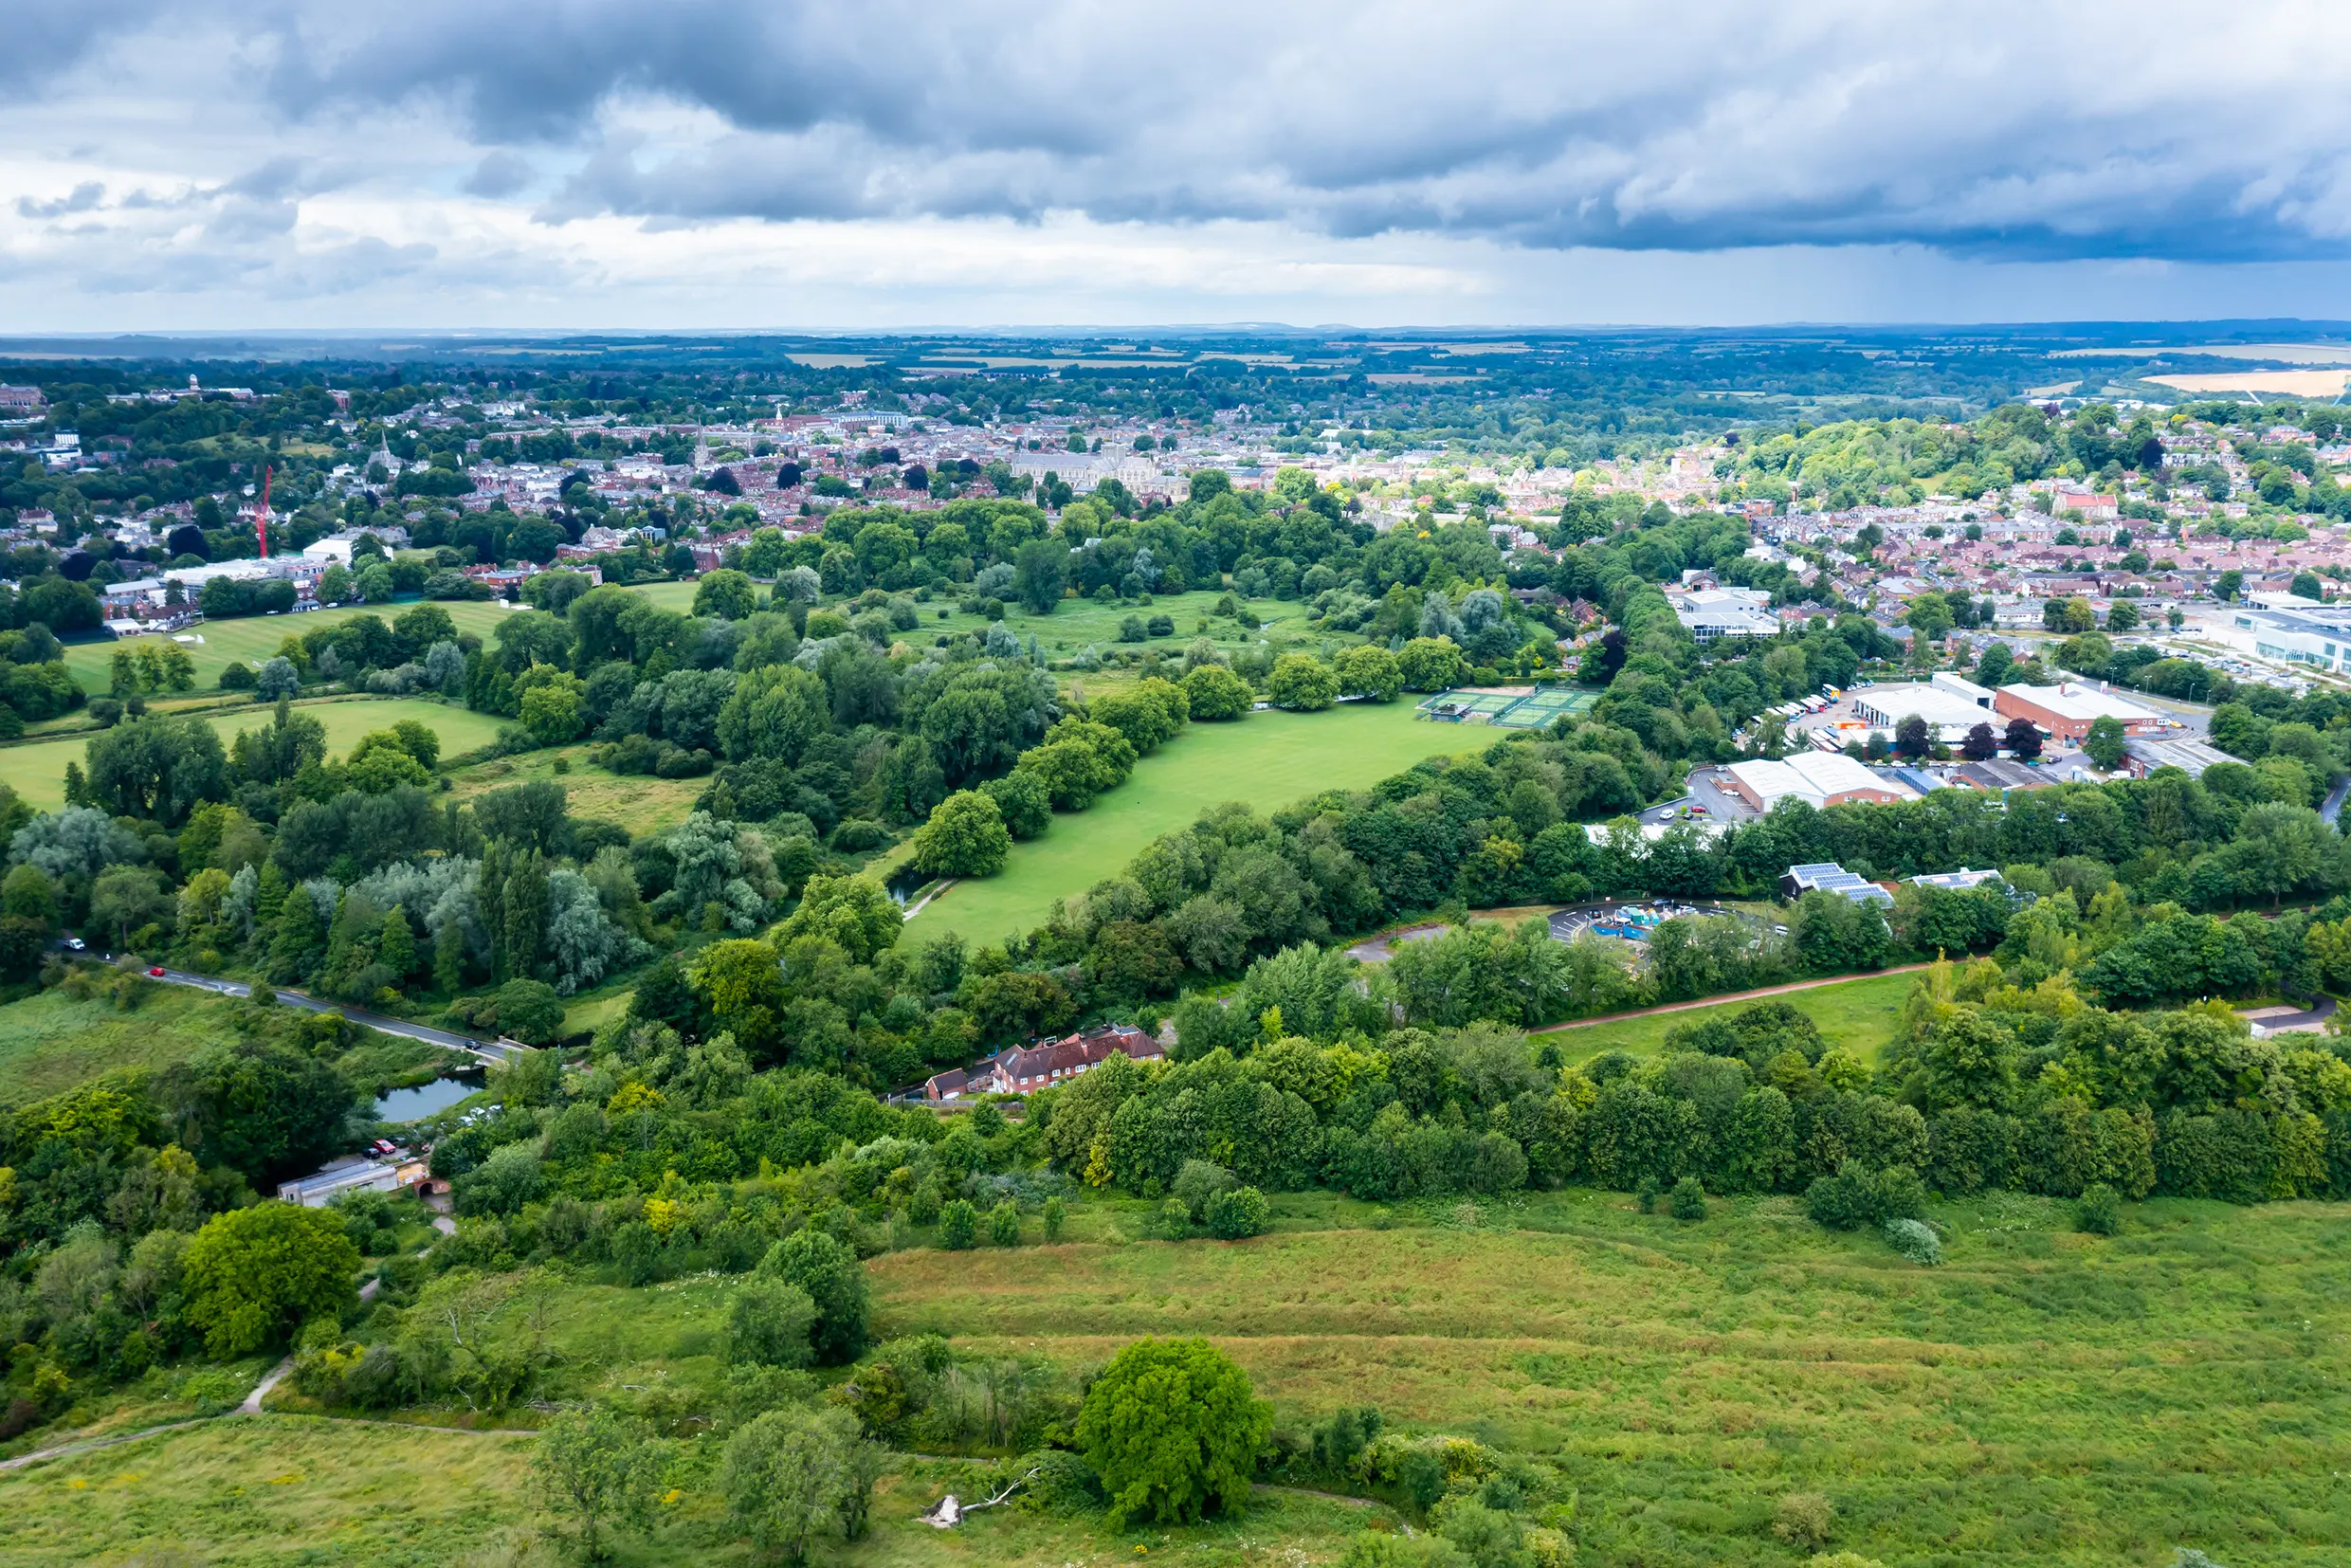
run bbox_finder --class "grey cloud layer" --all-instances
[10,0,2351,261]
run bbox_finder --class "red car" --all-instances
[147,966,165,977]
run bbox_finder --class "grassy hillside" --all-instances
[1539,970,1923,1066]
[904,702,1487,944]
[868,1190,2351,1568]
[59,599,519,696]
[0,697,509,811]
[10,1193,2341,1565]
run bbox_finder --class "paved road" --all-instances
[2324,777,2349,827]
[140,964,522,1064]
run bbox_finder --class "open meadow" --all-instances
[866,1189,2351,1568]
[0,697,508,810]
[0,1414,1378,1568]
[6,1192,2342,1567]
[60,599,519,695]
[447,745,712,833]
[916,588,1339,664]
[0,986,247,1106]
[904,702,1488,943]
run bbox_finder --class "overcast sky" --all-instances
[4,1,2349,331]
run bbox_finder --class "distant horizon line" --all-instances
[3,318,2351,344]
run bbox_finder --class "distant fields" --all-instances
[0,697,509,811]
[630,580,1340,664]
[918,587,1337,662]
[447,745,711,833]
[1540,970,1922,1066]
[904,702,1486,944]
[60,598,519,694]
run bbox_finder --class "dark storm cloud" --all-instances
[17,1,2351,263]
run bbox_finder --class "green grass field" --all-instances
[0,986,241,1106]
[869,1189,2351,1568]
[61,599,519,695]
[914,588,1340,663]
[0,1415,1377,1568]
[9,1190,2344,1565]
[447,746,711,834]
[1539,970,1922,1066]
[904,703,1486,944]
[0,697,511,811]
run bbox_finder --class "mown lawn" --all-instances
[1540,970,1922,1066]
[0,697,510,811]
[903,702,1487,944]
[60,599,519,695]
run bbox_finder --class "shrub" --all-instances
[988,1199,1021,1247]
[939,1198,979,1249]
[2075,1182,2122,1235]
[1173,1158,1237,1222]
[1884,1218,1942,1266]
[1159,1196,1192,1238]
[728,1277,817,1368]
[1636,1176,1661,1213]
[1007,1447,1103,1513]
[1204,1186,1270,1240]
[219,660,257,690]
[1041,1195,1066,1242]
[1775,1490,1835,1549]
[1807,1161,1926,1231]
[1669,1176,1707,1221]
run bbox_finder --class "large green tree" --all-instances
[720,1406,880,1561]
[181,1202,359,1355]
[1076,1336,1271,1527]
[534,1404,665,1560]
[908,790,1012,879]
[1012,538,1069,614]
[758,1229,870,1364]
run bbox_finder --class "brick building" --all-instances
[922,1023,1161,1103]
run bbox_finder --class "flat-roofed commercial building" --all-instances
[1723,752,1920,812]
[1850,680,1999,740]
[1994,682,2163,744]
[2228,597,2351,673]
[1669,587,1780,644]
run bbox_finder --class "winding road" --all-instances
[137,964,525,1065]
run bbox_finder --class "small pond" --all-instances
[373,1074,482,1123]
